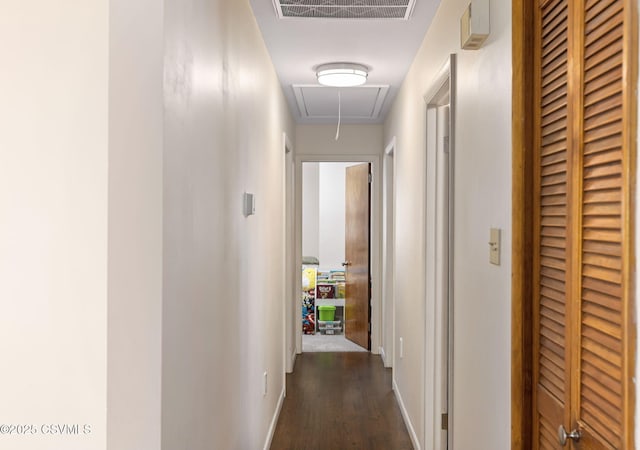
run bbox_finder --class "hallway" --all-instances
[270,353,413,450]
[3,0,639,448]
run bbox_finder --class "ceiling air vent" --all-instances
[273,0,416,20]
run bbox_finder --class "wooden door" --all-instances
[531,0,635,448]
[533,0,572,446]
[345,163,371,350]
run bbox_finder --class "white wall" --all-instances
[162,1,294,449]
[384,0,512,448]
[296,124,383,157]
[0,2,108,449]
[108,0,163,449]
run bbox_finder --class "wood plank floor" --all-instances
[270,352,414,450]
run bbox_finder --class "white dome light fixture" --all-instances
[316,63,368,87]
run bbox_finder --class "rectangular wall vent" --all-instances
[273,0,416,20]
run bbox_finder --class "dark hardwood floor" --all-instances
[270,352,414,450]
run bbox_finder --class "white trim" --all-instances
[423,56,454,104]
[382,136,396,368]
[379,346,387,366]
[284,132,293,154]
[262,386,286,450]
[290,349,297,372]
[424,54,456,450]
[393,378,422,450]
[284,132,296,375]
[385,136,396,156]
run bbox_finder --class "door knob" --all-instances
[558,425,581,446]
[342,261,351,267]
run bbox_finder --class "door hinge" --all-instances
[443,136,450,154]
[441,413,448,430]
[368,173,372,183]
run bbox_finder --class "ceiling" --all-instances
[249,0,442,124]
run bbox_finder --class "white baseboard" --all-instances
[392,377,421,450]
[287,349,297,373]
[263,387,285,450]
[380,346,392,368]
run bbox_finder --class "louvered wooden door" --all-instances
[533,0,571,447]
[532,0,634,448]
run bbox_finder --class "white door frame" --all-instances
[424,54,456,450]
[382,138,396,368]
[283,132,296,374]
[289,154,382,357]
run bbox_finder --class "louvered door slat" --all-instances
[541,285,567,305]
[585,0,617,18]
[584,58,622,85]
[582,239,621,257]
[583,253,621,271]
[539,416,557,449]
[541,341,565,368]
[584,19,623,56]
[584,79,622,109]
[583,149,622,167]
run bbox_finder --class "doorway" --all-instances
[290,154,382,359]
[301,161,370,352]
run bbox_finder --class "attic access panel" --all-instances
[292,85,389,121]
[273,0,417,20]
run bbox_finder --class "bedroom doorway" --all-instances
[301,161,371,352]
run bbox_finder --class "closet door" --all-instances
[532,0,634,448]
[532,0,572,447]
[574,0,629,447]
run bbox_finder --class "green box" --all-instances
[318,305,336,321]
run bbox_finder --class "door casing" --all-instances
[382,138,396,368]
[424,54,456,450]
[283,132,296,374]
[290,154,383,357]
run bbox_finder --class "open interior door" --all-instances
[344,163,371,350]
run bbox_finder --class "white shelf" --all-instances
[315,298,345,307]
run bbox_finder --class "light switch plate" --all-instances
[489,228,501,265]
[243,192,255,216]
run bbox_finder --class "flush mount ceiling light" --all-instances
[316,63,368,87]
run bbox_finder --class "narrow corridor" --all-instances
[270,353,413,449]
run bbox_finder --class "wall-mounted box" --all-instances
[460,0,490,50]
